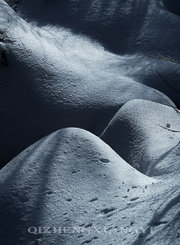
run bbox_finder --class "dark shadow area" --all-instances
[162,0,180,16]
[146,142,180,176]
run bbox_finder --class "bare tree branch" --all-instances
[143,53,180,65]
[159,125,180,133]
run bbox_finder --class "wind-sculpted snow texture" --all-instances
[15,0,180,105]
[0,0,180,244]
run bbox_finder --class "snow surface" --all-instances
[15,0,180,105]
[0,128,179,245]
[0,0,180,244]
[101,99,180,176]
[0,0,179,164]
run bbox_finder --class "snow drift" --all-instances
[0,1,180,244]
[1,0,179,165]
[0,128,179,245]
[101,99,180,176]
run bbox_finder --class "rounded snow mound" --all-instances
[0,2,179,245]
[0,127,179,245]
[101,99,180,177]
[0,127,155,245]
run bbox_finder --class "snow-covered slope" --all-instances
[0,128,179,245]
[16,0,180,105]
[101,99,180,176]
[0,1,180,244]
[1,0,177,166]
[15,0,180,56]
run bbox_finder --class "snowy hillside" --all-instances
[0,128,179,245]
[0,0,180,244]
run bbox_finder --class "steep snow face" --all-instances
[0,0,176,166]
[0,128,179,245]
[101,99,180,176]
